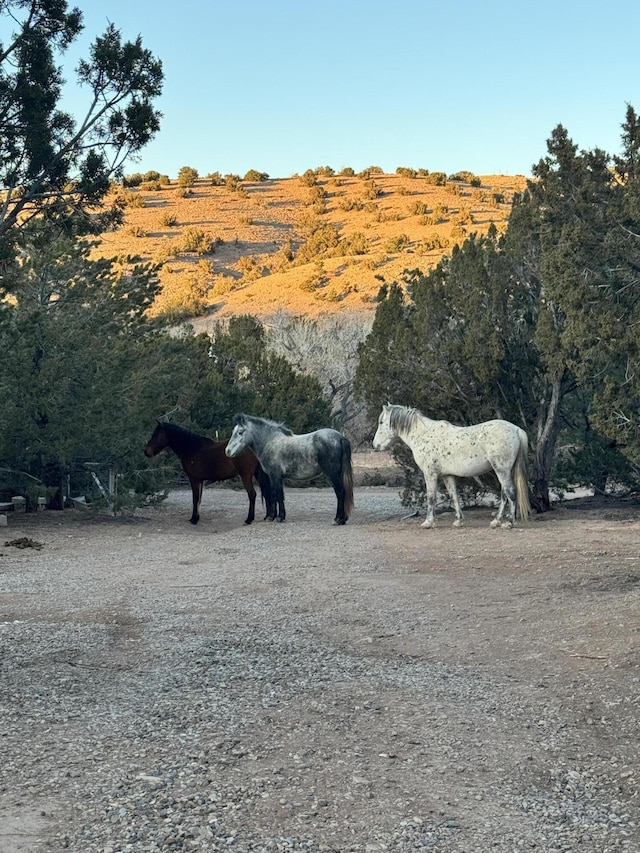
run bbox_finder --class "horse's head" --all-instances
[225,413,250,458]
[372,404,396,451]
[144,420,169,457]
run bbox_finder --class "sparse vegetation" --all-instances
[94,169,523,318]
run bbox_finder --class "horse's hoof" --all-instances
[501,520,513,529]
[453,519,464,528]
[489,518,501,529]
[420,519,435,528]
[244,519,253,526]
[277,517,286,523]
[190,519,198,525]
[333,519,346,526]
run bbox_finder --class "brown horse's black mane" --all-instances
[160,421,215,455]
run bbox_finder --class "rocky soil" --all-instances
[1,486,639,852]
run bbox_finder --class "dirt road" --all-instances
[1,487,639,851]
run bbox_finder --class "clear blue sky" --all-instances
[63,0,640,180]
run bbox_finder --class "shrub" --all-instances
[243,169,269,182]
[140,180,162,191]
[453,208,474,225]
[206,171,224,186]
[315,165,335,177]
[384,234,410,252]
[411,200,430,215]
[143,170,161,182]
[296,224,340,263]
[300,261,328,291]
[424,172,447,186]
[224,173,241,191]
[396,166,417,178]
[237,255,260,278]
[152,242,181,264]
[308,185,327,204]
[448,170,476,183]
[363,180,381,200]
[178,166,199,188]
[127,225,147,237]
[159,212,178,228]
[124,193,146,208]
[334,231,368,256]
[269,239,295,271]
[301,169,317,187]
[123,172,143,187]
[339,197,365,212]
[395,185,411,196]
[339,166,355,177]
[181,228,215,254]
[491,192,505,206]
[422,234,450,251]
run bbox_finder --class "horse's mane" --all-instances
[387,405,422,434]
[387,405,446,433]
[160,421,213,449]
[240,413,294,436]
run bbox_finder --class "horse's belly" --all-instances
[441,456,492,477]
[283,460,321,480]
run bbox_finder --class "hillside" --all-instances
[95,169,527,326]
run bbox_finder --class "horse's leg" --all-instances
[189,478,203,525]
[331,477,346,525]
[270,475,286,522]
[443,475,463,527]
[491,469,516,528]
[420,472,438,528]
[240,471,256,525]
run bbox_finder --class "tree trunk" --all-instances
[531,369,566,512]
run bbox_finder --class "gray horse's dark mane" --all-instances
[237,412,294,436]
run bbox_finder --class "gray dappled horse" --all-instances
[225,413,354,524]
[373,404,530,528]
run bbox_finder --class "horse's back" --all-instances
[414,417,523,476]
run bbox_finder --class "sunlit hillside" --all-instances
[94,169,527,326]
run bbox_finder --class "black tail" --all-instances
[341,436,354,521]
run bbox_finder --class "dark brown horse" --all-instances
[144,421,272,525]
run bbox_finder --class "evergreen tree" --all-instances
[0,225,202,507]
[192,316,333,436]
[0,1,163,264]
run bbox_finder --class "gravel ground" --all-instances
[1,486,639,852]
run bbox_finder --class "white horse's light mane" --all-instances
[387,404,454,434]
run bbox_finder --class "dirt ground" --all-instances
[1,486,639,852]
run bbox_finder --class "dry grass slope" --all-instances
[94,170,526,323]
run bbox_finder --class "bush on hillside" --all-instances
[424,172,447,185]
[178,166,199,188]
[244,169,269,182]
